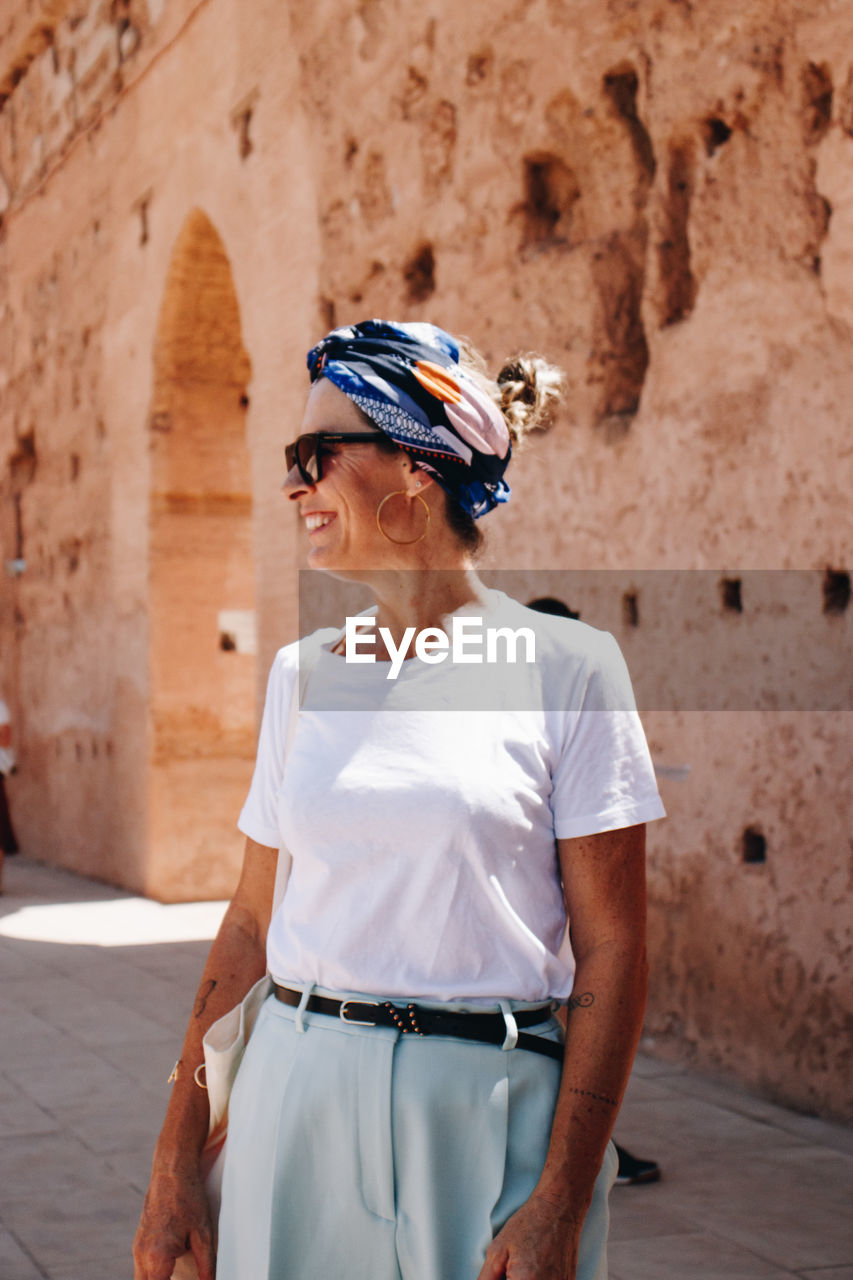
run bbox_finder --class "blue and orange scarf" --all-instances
[307,320,511,518]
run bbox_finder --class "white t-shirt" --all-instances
[238,591,665,1003]
[0,699,14,776]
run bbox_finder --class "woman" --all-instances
[134,320,665,1280]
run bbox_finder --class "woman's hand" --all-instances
[477,1191,582,1280]
[133,1162,215,1280]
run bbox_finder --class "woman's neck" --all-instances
[334,567,492,659]
[375,568,488,635]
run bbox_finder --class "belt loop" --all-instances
[499,999,518,1052]
[294,981,314,1034]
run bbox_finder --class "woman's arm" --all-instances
[133,837,278,1280]
[478,823,648,1280]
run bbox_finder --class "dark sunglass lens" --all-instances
[284,437,317,482]
[298,435,321,480]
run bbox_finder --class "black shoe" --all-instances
[614,1144,661,1185]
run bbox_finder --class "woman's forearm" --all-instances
[135,842,276,1279]
[151,901,268,1171]
[533,939,648,1221]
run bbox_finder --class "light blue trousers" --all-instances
[216,990,616,1280]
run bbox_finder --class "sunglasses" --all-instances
[284,431,385,485]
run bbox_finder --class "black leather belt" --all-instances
[273,985,563,1063]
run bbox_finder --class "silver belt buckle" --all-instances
[340,998,380,1026]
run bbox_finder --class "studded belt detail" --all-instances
[273,985,563,1063]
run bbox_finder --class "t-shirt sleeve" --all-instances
[549,632,666,839]
[237,648,297,849]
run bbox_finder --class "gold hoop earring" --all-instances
[376,491,431,545]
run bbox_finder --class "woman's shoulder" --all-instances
[493,592,634,711]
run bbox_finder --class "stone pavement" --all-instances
[0,856,851,1280]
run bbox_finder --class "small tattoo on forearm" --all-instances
[569,1086,618,1108]
[194,979,217,1019]
[566,991,595,1011]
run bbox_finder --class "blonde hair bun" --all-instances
[457,337,564,450]
[496,355,565,448]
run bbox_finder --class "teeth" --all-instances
[305,513,332,531]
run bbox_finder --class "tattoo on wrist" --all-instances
[566,991,594,1012]
[568,1086,618,1108]
[194,979,217,1019]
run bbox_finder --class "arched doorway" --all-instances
[146,209,255,901]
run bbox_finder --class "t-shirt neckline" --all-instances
[317,587,509,673]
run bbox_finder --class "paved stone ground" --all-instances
[0,856,851,1280]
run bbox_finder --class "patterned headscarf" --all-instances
[306,319,511,518]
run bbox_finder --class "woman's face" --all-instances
[283,378,421,574]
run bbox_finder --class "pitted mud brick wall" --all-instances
[0,0,851,1118]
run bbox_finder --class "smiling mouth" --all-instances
[305,513,335,532]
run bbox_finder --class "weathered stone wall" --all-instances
[1,0,850,1116]
[0,0,320,896]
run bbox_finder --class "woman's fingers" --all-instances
[132,1231,213,1280]
[188,1224,217,1280]
[131,1237,182,1280]
[476,1239,508,1279]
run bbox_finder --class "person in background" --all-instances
[528,598,661,1189]
[0,693,19,891]
[613,1146,660,1185]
